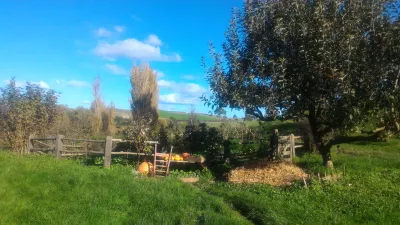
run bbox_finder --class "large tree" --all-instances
[0,78,59,152]
[203,0,399,167]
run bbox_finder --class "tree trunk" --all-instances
[308,110,334,168]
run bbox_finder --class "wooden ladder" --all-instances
[153,145,173,177]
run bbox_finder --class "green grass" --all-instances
[200,136,400,224]
[0,152,250,225]
[115,108,220,121]
[159,110,220,121]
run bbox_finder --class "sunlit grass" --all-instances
[0,152,249,225]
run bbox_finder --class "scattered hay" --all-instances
[228,159,308,186]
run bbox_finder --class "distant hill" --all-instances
[114,108,221,121]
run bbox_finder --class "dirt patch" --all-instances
[228,159,308,186]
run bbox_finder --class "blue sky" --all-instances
[0,0,245,118]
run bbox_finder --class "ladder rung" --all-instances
[155,160,166,162]
[156,165,167,168]
[155,170,166,173]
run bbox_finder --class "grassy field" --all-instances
[0,152,249,225]
[2,135,399,224]
[115,108,221,121]
[200,136,400,224]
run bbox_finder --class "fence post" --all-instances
[104,136,112,168]
[290,134,295,160]
[28,135,34,153]
[55,135,63,159]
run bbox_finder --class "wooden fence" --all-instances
[270,129,304,162]
[28,135,198,168]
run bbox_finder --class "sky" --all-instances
[0,0,245,118]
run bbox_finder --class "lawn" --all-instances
[0,152,250,225]
[199,136,400,224]
[2,135,399,225]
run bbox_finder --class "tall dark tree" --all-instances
[203,0,399,167]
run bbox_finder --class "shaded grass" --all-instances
[0,152,250,225]
[200,137,400,224]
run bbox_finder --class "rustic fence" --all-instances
[28,135,198,168]
[270,129,305,162]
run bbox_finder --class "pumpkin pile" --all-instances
[164,153,191,161]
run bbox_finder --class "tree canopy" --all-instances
[203,0,400,166]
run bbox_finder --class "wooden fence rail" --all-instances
[28,135,200,168]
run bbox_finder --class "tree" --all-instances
[128,63,159,163]
[90,77,116,136]
[203,0,399,167]
[91,76,105,134]
[0,78,59,152]
[129,63,159,124]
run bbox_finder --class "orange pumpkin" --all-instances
[182,153,190,158]
[138,162,152,174]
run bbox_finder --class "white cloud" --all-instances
[93,38,181,62]
[56,79,90,88]
[153,70,165,78]
[95,27,112,37]
[32,81,50,89]
[157,79,173,87]
[81,100,91,105]
[182,75,196,80]
[145,34,162,46]
[105,63,128,75]
[114,26,125,33]
[67,80,90,88]
[157,80,208,105]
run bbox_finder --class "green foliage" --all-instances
[0,152,250,224]
[0,78,59,152]
[203,0,400,165]
[183,123,224,160]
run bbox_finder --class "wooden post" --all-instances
[55,135,63,159]
[84,139,88,157]
[290,134,295,159]
[28,135,34,153]
[104,136,112,168]
[270,129,279,159]
[153,142,157,177]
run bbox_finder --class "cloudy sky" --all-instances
[0,0,245,117]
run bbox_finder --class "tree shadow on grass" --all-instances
[330,135,379,146]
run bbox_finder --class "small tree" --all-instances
[90,77,116,136]
[0,78,59,152]
[91,76,105,134]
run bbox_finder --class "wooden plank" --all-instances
[63,145,83,148]
[294,145,304,149]
[111,152,151,155]
[144,141,159,144]
[31,148,54,152]
[293,136,302,139]
[62,138,105,143]
[104,136,112,168]
[34,140,52,147]
[62,153,85,156]
[61,150,104,154]
[31,137,57,141]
